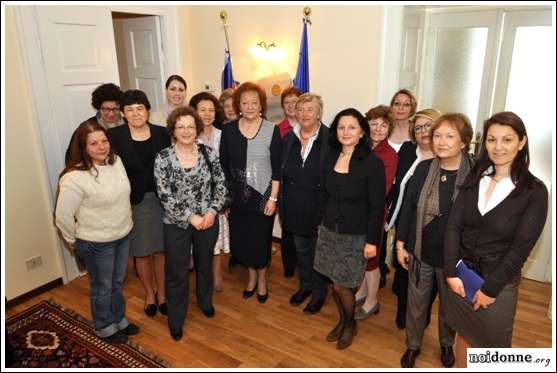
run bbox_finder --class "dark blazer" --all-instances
[388,141,417,219]
[444,176,548,298]
[321,149,385,244]
[108,123,170,205]
[279,124,330,236]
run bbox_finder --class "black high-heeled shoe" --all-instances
[144,293,158,317]
[144,303,157,317]
[243,287,256,299]
[155,293,167,315]
[257,292,268,304]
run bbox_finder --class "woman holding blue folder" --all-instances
[444,112,548,366]
[396,113,474,368]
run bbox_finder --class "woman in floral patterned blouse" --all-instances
[154,106,228,341]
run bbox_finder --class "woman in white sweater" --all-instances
[55,119,138,344]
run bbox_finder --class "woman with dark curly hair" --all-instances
[64,83,124,164]
[314,108,385,350]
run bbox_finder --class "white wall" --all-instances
[180,5,383,125]
[5,7,63,300]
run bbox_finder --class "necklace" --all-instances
[299,130,316,141]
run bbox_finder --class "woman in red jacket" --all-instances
[354,105,398,320]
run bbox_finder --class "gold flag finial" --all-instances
[303,7,311,17]
[220,11,228,22]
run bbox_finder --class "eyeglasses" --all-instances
[414,122,432,133]
[175,125,197,131]
[100,107,120,113]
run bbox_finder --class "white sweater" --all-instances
[55,156,133,243]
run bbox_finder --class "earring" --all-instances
[259,112,262,116]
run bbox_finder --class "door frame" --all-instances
[13,5,182,283]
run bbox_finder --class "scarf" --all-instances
[414,152,473,260]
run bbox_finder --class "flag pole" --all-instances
[303,6,312,24]
[220,11,231,54]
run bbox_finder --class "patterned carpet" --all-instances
[5,300,168,368]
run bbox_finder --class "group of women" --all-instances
[55,78,548,368]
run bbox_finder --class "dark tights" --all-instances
[333,283,355,321]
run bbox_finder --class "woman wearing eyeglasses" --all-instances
[155,106,228,341]
[386,108,441,330]
[375,89,418,292]
[388,89,417,152]
[65,83,124,164]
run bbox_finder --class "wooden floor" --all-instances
[6,246,553,368]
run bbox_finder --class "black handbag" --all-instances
[198,144,232,212]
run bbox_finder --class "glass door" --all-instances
[492,9,553,281]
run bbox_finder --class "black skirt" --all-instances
[228,210,274,269]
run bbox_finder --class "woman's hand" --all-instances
[263,199,277,216]
[67,242,76,254]
[363,243,377,259]
[200,211,216,230]
[190,214,204,230]
[396,244,410,270]
[446,277,466,298]
[473,290,496,311]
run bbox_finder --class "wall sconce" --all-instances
[249,41,286,62]
[256,41,276,50]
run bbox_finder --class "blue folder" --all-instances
[455,259,485,304]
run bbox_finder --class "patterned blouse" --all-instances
[154,144,228,230]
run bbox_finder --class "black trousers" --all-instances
[292,233,328,300]
[379,229,389,278]
[281,229,297,274]
[164,221,218,330]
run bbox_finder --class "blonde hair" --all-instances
[410,108,442,142]
[295,93,324,119]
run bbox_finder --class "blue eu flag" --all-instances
[221,49,238,91]
[293,19,309,93]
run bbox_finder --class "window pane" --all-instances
[505,26,553,188]
[431,27,488,124]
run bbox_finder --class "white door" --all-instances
[32,5,120,282]
[121,16,165,112]
[491,9,553,282]
[398,6,424,93]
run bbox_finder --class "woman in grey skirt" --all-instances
[108,90,171,318]
[314,108,385,350]
[444,112,548,367]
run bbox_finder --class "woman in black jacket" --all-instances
[444,112,548,367]
[314,108,385,350]
[280,93,330,315]
[396,113,474,368]
[108,90,171,318]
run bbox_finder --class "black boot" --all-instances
[337,319,357,350]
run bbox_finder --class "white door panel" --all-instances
[122,16,164,111]
[34,5,120,282]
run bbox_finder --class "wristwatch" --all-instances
[269,197,278,202]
